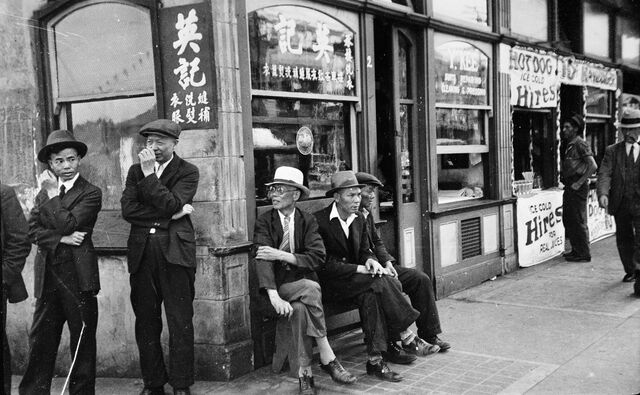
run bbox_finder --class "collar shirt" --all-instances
[329,202,357,239]
[277,209,295,252]
[59,172,80,195]
[154,154,174,178]
[626,142,639,162]
[361,207,370,219]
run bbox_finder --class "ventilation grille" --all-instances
[461,217,482,260]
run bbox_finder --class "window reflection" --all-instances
[438,154,485,203]
[510,0,548,41]
[619,16,640,65]
[436,108,485,146]
[72,97,157,210]
[586,87,610,115]
[433,0,488,26]
[583,1,610,58]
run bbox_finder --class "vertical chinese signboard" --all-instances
[159,3,216,129]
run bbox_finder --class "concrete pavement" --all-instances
[10,235,640,394]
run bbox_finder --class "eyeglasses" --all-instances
[267,185,298,195]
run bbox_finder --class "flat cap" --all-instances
[139,119,181,139]
[355,172,384,187]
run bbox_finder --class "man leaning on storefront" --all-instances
[560,114,597,263]
[597,107,640,295]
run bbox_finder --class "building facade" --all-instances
[2,0,639,380]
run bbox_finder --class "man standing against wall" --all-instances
[597,108,640,294]
[20,130,102,394]
[121,119,199,395]
[2,184,31,394]
[561,114,597,262]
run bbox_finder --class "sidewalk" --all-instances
[11,236,640,394]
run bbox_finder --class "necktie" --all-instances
[279,215,291,252]
[59,185,66,199]
[630,145,635,163]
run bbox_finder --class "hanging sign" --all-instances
[517,190,565,267]
[159,3,217,129]
[508,47,558,108]
[248,6,356,96]
[558,57,617,90]
[434,41,489,106]
[587,189,616,242]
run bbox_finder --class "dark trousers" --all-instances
[130,234,195,389]
[395,266,442,340]
[3,290,10,395]
[613,199,640,275]
[563,182,591,257]
[19,261,98,395]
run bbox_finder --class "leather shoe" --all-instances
[381,341,417,364]
[320,358,357,384]
[298,372,317,395]
[140,387,164,395]
[402,336,440,356]
[564,255,591,262]
[425,335,451,351]
[173,388,190,395]
[366,360,403,382]
[562,251,576,258]
[623,273,636,282]
[634,279,640,297]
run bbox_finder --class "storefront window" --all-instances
[510,0,548,41]
[586,87,610,115]
[585,87,613,167]
[583,1,610,58]
[434,35,491,203]
[618,16,640,65]
[433,0,489,27]
[512,111,553,189]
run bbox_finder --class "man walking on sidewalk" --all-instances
[597,107,640,294]
[561,114,597,262]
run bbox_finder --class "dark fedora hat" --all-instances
[139,119,181,139]
[37,129,88,163]
[325,170,365,197]
[265,166,310,200]
[621,107,640,129]
[564,114,584,130]
[355,172,384,188]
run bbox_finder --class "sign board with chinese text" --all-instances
[508,47,558,108]
[517,190,565,267]
[159,3,216,129]
[434,40,489,106]
[248,5,357,96]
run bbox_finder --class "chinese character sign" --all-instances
[248,5,356,95]
[160,3,216,129]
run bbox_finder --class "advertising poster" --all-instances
[587,189,616,242]
[517,190,565,267]
[508,47,558,108]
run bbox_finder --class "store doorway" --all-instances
[374,21,424,272]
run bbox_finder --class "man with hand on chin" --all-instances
[121,119,199,395]
[20,130,102,395]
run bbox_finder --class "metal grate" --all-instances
[461,217,482,259]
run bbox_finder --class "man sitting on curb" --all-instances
[356,172,451,357]
[254,166,356,394]
[314,171,437,384]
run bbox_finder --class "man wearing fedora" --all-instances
[254,166,356,394]
[561,114,597,262]
[20,130,103,394]
[121,119,199,395]
[597,107,640,294]
[355,172,450,358]
[314,170,430,383]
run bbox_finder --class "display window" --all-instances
[512,110,554,190]
[434,34,491,203]
[585,87,614,167]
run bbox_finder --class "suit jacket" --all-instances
[28,176,102,298]
[313,203,378,300]
[362,210,395,264]
[121,154,199,273]
[596,141,640,215]
[1,184,31,303]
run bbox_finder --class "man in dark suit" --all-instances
[121,119,199,395]
[2,184,31,394]
[20,130,102,395]
[355,172,450,356]
[254,166,355,394]
[314,171,430,383]
[597,107,640,294]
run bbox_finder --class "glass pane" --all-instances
[620,16,640,64]
[586,122,608,167]
[248,6,356,95]
[72,96,157,210]
[436,108,485,146]
[511,0,548,41]
[438,154,485,203]
[434,39,489,106]
[398,33,411,99]
[433,0,488,26]
[399,104,414,202]
[583,1,610,58]
[252,98,351,204]
[513,111,551,189]
[53,3,155,98]
[586,87,610,115]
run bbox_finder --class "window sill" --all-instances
[428,197,516,218]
